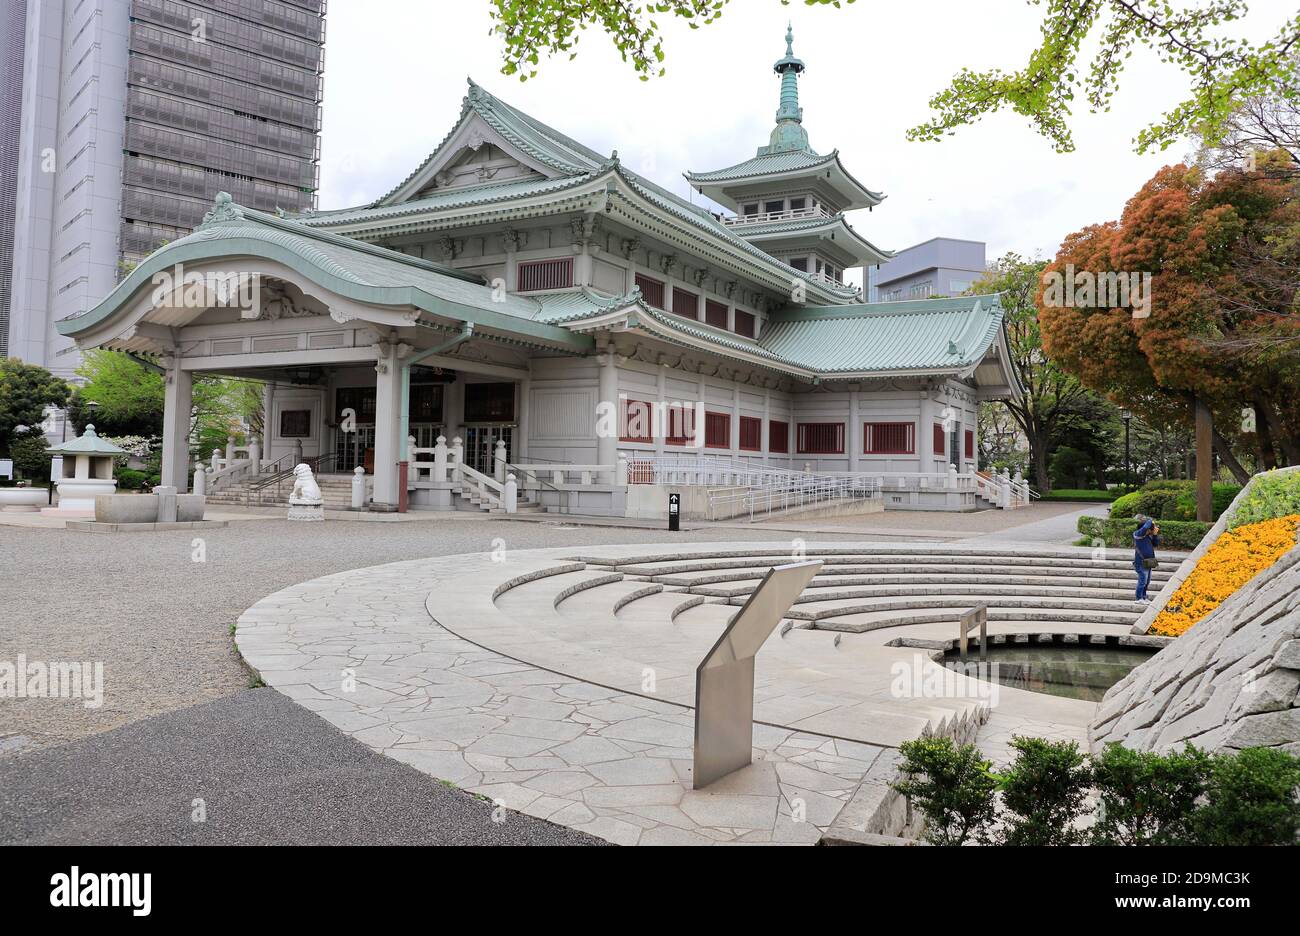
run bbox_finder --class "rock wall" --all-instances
[1132,465,1300,635]
[1091,543,1300,755]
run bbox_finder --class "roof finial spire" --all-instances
[759,24,811,155]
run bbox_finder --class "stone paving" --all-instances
[236,557,885,845]
[236,541,1162,844]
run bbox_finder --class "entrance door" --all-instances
[335,425,375,472]
[463,425,514,474]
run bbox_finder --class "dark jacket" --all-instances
[1134,519,1161,560]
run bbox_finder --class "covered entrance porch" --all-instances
[54,195,594,511]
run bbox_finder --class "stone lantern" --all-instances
[43,424,125,516]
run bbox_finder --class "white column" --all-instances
[848,386,861,473]
[918,391,935,473]
[597,345,619,468]
[372,343,404,508]
[161,359,192,492]
[517,371,531,462]
[730,386,741,456]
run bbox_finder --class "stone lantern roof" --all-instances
[46,424,126,456]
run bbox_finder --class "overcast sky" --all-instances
[316,0,1294,283]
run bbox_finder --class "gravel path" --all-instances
[0,689,606,845]
[0,515,871,757]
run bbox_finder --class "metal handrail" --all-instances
[245,452,338,506]
[503,459,569,514]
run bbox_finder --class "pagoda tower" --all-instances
[685,26,890,289]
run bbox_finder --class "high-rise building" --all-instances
[1,0,325,377]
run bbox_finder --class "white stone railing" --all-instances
[207,434,263,492]
[721,205,832,227]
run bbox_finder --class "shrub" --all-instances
[1090,743,1211,845]
[1189,747,1300,846]
[996,737,1093,845]
[9,431,52,482]
[1109,481,1240,521]
[1151,515,1300,636]
[115,469,150,490]
[893,737,998,846]
[1230,471,1300,529]
[1077,515,1211,550]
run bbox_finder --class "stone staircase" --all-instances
[453,478,543,515]
[206,473,370,510]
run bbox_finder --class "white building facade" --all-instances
[56,32,1021,516]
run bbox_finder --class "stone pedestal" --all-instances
[287,503,324,522]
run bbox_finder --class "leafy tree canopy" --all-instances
[0,359,69,453]
[488,0,1300,153]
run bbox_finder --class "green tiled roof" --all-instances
[307,79,861,301]
[760,295,1005,373]
[302,175,595,227]
[46,425,125,456]
[686,149,831,183]
[57,197,589,351]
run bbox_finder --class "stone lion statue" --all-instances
[289,463,322,505]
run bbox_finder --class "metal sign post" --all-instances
[958,603,989,662]
[693,560,822,788]
[668,491,680,531]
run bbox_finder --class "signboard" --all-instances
[0,459,12,480]
[693,560,823,788]
[668,491,680,531]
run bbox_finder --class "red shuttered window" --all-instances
[964,429,975,459]
[768,420,789,453]
[797,422,844,455]
[672,287,699,319]
[704,300,728,328]
[620,399,654,442]
[704,411,730,449]
[933,423,946,455]
[516,257,573,292]
[864,422,915,455]
[665,403,696,446]
[739,416,762,451]
[733,309,756,338]
[635,274,665,309]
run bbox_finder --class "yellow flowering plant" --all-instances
[1151,515,1300,637]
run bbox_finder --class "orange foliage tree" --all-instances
[1039,160,1300,478]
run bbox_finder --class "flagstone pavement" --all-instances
[235,542,1118,845]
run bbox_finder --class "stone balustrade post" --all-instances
[494,439,507,484]
[948,465,958,490]
[192,462,206,496]
[293,439,303,464]
[248,434,261,471]
[225,436,236,466]
[407,436,417,490]
[433,435,448,483]
[504,473,517,513]
[211,448,221,472]
[617,455,629,486]
[352,466,367,510]
[451,437,463,479]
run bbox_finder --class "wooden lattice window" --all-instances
[797,422,844,455]
[734,310,756,338]
[635,274,665,309]
[704,300,728,328]
[672,287,699,319]
[620,399,654,442]
[864,422,915,455]
[704,411,730,449]
[739,416,762,451]
[769,420,789,454]
[517,257,573,292]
